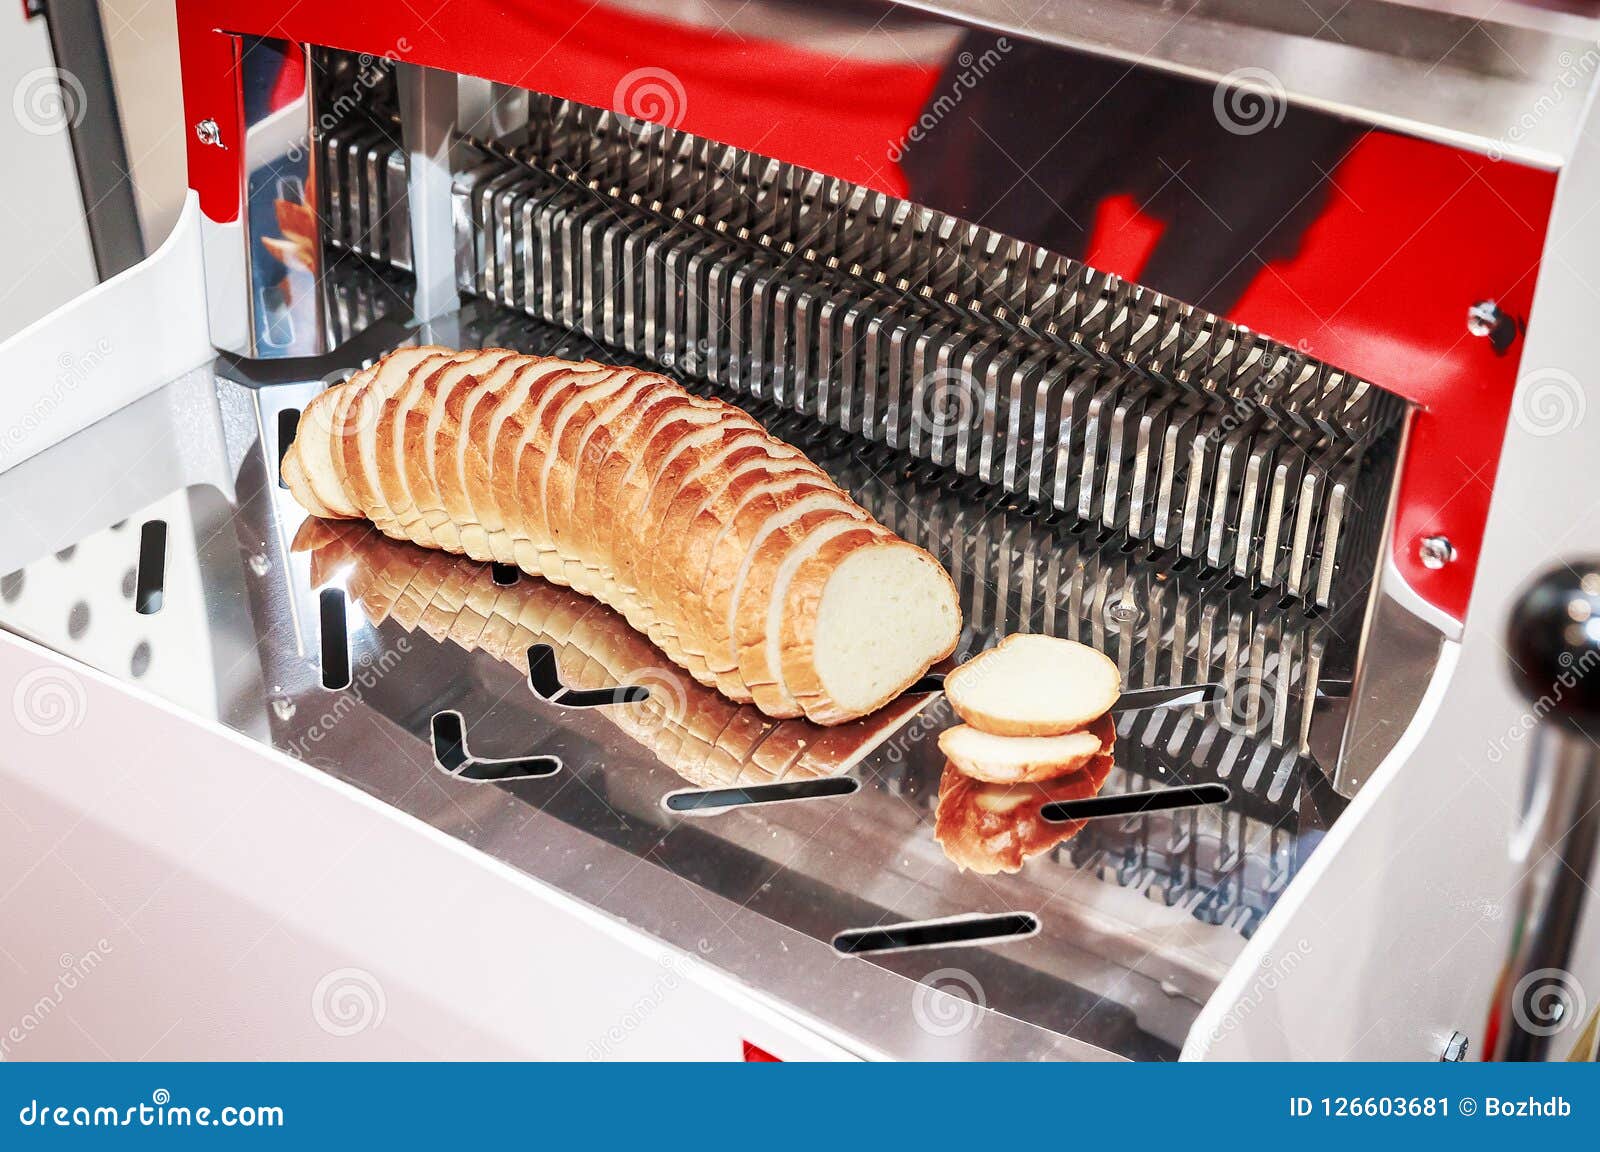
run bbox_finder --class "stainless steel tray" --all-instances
[0,303,1349,1060]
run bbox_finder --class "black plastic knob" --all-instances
[1507,561,1600,731]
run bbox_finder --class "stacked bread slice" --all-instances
[933,634,1121,874]
[295,519,925,788]
[281,347,961,726]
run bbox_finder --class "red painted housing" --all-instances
[175,0,1558,625]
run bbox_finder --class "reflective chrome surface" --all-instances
[0,292,1352,1059]
[334,95,1406,616]
[202,36,331,358]
[881,0,1597,167]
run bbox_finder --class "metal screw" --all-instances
[194,118,223,148]
[1419,535,1456,570]
[1467,300,1503,338]
[1441,1031,1468,1061]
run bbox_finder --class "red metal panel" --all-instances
[175,0,1559,623]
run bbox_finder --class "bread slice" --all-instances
[404,350,518,553]
[738,515,877,717]
[527,368,644,582]
[436,354,537,561]
[285,384,364,518]
[464,358,569,563]
[323,361,383,506]
[647,448,824,670]
[499,365,621,576]
[934,753,1115,874]
[937,713,1116,783]
[677,473,839,667]
[336,346,454,532]
[632,429,798,664]
[633,433,783,614]
[945,634,1121,736]
[377,349,476,547]
[609,405,756,601]
[280,446,332,518]
[574,388,699,585]
[548,373,664,587]
[780,529,961,725]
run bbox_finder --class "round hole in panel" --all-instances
[121,568,137,599]
[67,601,90,640]
[130,641,152,679]
[1,570,22,603]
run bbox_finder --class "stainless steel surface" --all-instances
[201,35,329,358]
[423,99,1405,616]
[303,54,1421,791]
[397,61,459,318]
[1419,536,1456,570]
[1467,301,1504,339]
[883,0,1599,168]
[0,291,1357,1059]
[1488,726,1600,1060]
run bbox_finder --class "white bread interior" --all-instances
[937,722,1105,784]
[944,633,1120,736]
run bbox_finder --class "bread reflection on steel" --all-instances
[935,751,1115,876]
[293,517,926,789]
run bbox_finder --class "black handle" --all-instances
[1506,561,1600,734]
